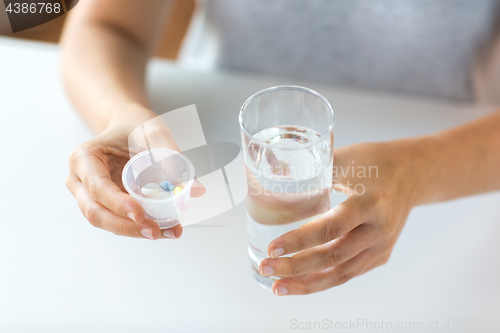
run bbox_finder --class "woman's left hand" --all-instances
[259,139,422,295]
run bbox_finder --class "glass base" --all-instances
[249,246,279,291]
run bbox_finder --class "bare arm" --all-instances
[62,0,204,240]
[413,111,500,204]
[61,0,173,133]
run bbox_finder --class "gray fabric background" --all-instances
[204,0,500,101]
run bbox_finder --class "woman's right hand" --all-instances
[66,113,205,240]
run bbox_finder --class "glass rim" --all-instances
[238,85,335,150]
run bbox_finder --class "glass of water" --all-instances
[239,86,335,289]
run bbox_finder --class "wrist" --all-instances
[403,134,445,207]
[107,102,157,132]
[104,102,180,154]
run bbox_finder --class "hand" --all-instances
[259,139,420,295]
[66,112,205,240]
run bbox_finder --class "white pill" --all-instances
[141,183,160,198]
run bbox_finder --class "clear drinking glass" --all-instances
[239,86,335,289]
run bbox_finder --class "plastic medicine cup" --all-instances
[122,148,195,229]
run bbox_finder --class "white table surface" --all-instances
[1,37,500,333]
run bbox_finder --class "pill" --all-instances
[141,183,160,198]
[173,186,183,195]
[159,181,175,192]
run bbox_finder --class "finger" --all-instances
[267,196,368,258]
[72,179,161,239]
[360,253,391,274]
[191,178,206,198]
[260,225,371,278]
[71,153,145,223]
[70,172,184,240]
[271,249,374,296]
[159,223,184,239]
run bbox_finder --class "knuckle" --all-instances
[365,193,387,218]
[370,191,386,206]
[68,146,84,167]
[336,270,352,284]
[295,233,307,251]
[323,219,342,241]
[326,250,344,267]
[115,221,127,236]
[289,258,302,277]
[88,178,103,200]
[83,204,98,227]
[65,175,72,191]
[88,180,98,199]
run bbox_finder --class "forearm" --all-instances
[61,22,152,133]
[412,111,500,205]
[60,0,172,134]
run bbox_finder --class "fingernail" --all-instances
[127,212,137,223]
[274,286,288,295]
[162,229,176,239]
[260,265,274,276]
[140,228,154,240]
[271,247,285,258]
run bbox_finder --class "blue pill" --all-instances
[159,181,175,192]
